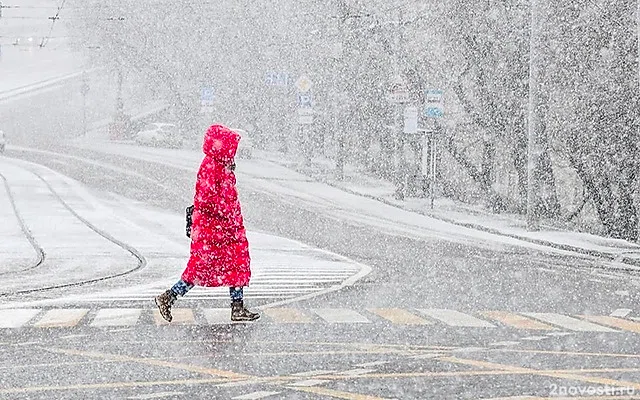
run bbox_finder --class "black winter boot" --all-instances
[155,289,177,322]
[231,300,260,322]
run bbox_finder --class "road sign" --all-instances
[424,89,444,118]
[297,108,314,125]
[265,72,289,87]
[389,91,410,104]
[201,87,215,107]
[403,106,418,134]
[388,76,410,104]
[295,75,313,93]
[297,93,313,108]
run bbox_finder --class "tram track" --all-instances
[0,160,148,297]
[0,172,46,276]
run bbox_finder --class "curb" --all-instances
[263,158,640,273]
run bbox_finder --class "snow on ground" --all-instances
[0,158,138,292]
[256,150,640,264]
[64,139,640,270]
[0,157,370,309]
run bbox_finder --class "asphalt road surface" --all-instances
[1,144,640,399]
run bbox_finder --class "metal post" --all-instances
[421,129,429,197]
[302,124,311,165]
[392,9,406,200]
[394,103,404,200]
[527,0,544,231]
[334,1,347,181]
[430,128,436,209]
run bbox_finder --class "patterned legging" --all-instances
[171,279,243,301]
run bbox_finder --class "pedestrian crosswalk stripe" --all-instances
[578,315,640,333]
[91,309,141,327]
[1,308,639,332]
[202,308,233,325]
[313,308,371,324]
[0,309,40,328]
[153,309,195,326]
[34,309,89,328]
[74,263,363,303]
[480,311,556,330]
[417,309,495,328]
[521,313,618,332]
[263,308,313,323]
[368,308,432,325]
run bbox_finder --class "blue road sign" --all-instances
[201,87,215,107]
[424,108,444,118]
[423,89,444,118]
[297,93,313,108]
[201,87,215,101]
[265,72,289,87]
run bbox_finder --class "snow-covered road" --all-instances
[0,157,369,308]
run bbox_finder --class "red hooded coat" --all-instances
[181,125,251,287]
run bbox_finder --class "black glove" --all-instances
[185,205,194,238]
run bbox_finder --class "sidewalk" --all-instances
[256,149,640,269]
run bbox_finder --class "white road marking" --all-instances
[522,313,617,332]
[545,331,574,337]
[614,290,630,296]
[354,361,389,368]
[0,309,40,328]
[202,308,233,324]
[59,334,88,339]
[90,309,141,327]
[34,309,89,328]
[451,347,486,353]
[520,336,548,341]
[292,370,338,377]
[153,308,195,325]
[69,257,365,304]
[288,379,329,387]
[127,392,185,399]
[410,353,446,359]
[337,368,376,376]
[368,308,432,325]
[313,308,371,323]
[232,391,281,400]
[489,341,520,347]
[417,309,495,328]
[263,308,313,323]
[217,380,262,388]
[610,308,632,318]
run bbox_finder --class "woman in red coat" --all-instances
[155,124,259,322]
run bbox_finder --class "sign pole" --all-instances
[295,75,314,164]
[422,88,444,207]
[430,127,437,209]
